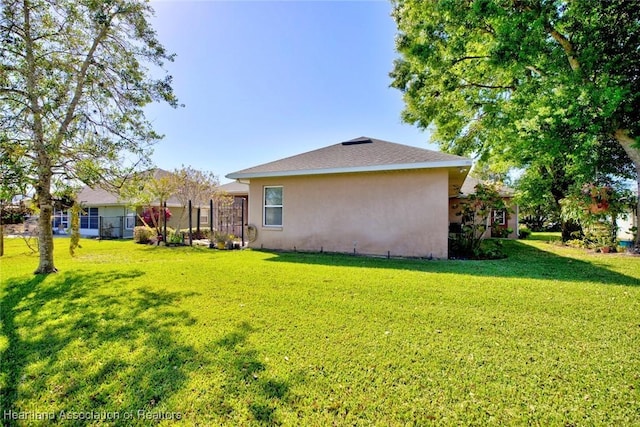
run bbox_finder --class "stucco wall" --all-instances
[247,169,450,258]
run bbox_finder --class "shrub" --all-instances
[477,239,507,259]
[178,228,213,240]
[518,226,532,239]
[1,205,32,224]
[168,231,184,244]
[134,226,156,244]
[449,237,506,260]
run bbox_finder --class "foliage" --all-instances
[391,0,640,246]
[0,204,32,225]
[491,223,512,239]
[167,231,184,245]
[120,170,176,234]
[169,166,220,231]
[140,206,172,229]
[451,183,508,258]
[1,238,639,425]
[211,231,236,249]
[1,0,179,273]
[560,182,635,250]
[133,226,156,244]
[518,226,532,240]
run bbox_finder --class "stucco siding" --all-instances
[247,169,450,258]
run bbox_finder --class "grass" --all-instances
[1,236,639,426]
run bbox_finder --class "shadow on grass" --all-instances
[262,240,639,286]
[211,322,295,425]
[1,270,199,426]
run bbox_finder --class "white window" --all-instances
[263,186,283,227]
[492,209,506,226]
[200,208,209,225]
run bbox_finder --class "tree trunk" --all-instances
[23,0,56,274]
[614,129,640,249]
[34,168,57,274]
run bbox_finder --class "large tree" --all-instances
[391,0,640,245]
[1,0,179,273]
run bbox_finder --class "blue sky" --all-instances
[146,0,435,183]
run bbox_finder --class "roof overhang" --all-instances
[226,159,473,180]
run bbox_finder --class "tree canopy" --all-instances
[391,0,640,244]
[1,0,179,272]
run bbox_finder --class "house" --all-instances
[449,176,519,239]
[226,137,473,258]
[52,169,212,238]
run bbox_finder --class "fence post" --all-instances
[196,207,201,234]
[209,199,214,249]
[241,197,245,247]
[163,201,167,244]
[188,200,193,246]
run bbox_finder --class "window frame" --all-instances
[125,212,136,230]
[491,209,507,226]
[263,186,283,228]
[53,209,69,230]
[80,207,99,229]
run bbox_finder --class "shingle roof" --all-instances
[217,181,249,195]
[76,168,184,207]
[226,137,471,179]
[77,185,120,205]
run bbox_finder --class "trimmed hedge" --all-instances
[133,226,156,244]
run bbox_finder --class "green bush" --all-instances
[449,237,506,259]
[1,206,32,224]
[178,227,213,240]
[133,226,156,244]
[168,231,184,244]
[518,226,532,239]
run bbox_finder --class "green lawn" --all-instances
[1,237,639,426]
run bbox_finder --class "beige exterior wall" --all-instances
[247,169,451,258]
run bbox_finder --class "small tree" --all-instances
[120,170,175,236]
[169,166,220,232]
[452,183,508,258]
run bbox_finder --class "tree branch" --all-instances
[54,20,112,145]
[459,80,516,91]
[545,24,580,71]
[451,55,490,66]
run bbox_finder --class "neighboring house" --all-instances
[449,176,519,239]
[226,137,473,258]
[52,169,212,238]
